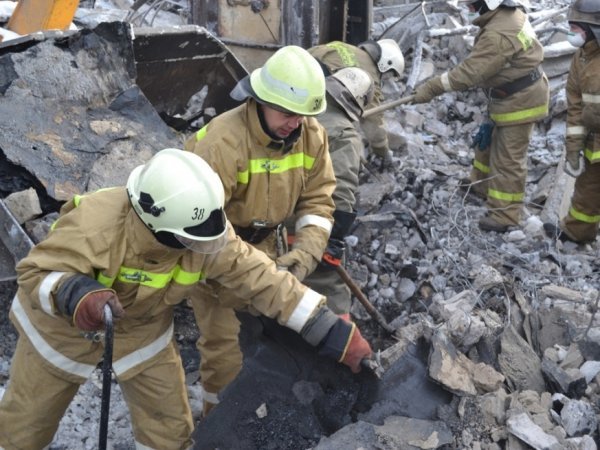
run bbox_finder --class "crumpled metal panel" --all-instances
[0,22,178,203]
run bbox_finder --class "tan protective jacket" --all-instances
[308,42,382,111]
[566,39,600,163]
[442,7,548,126]
[11,188,326,383]
[184,99,335,260]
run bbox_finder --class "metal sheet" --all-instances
[0,199,34,281]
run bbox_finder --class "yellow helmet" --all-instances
[250,46,326,116]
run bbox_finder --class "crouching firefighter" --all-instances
[291,67,376,314]
[412,0,549,233]
[183,45,337,417]
[0,149,372,450]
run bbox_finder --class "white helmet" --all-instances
[459,0,528,11]
[332,67,374,109]
[327,67,374,121]
[377,39,405,76]
[359,39,404,77]
[127,148,228,254]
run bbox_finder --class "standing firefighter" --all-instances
[183,46,337,416]
[544,0,600,244]
[308,39,405,169]
[0,149,372,450]
[412,0,549,232]
[301,67,375,314]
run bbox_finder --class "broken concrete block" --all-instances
[429,333,504,396]
[471,264,503,291]
[431,289,478,321]
[4,188,42,224]
[579,361,600,383]
[377,416,453,450]
[542,358,587,399]
[498,325,546,393]
[551,394,598,437]
[506,412,560,450]
[541,285,586,303]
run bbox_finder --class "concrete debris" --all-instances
[551,393,599,438]
[3,188,41,224]
[506,412,560,450]
[499,325,546,393]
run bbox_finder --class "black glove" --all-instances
[319,238,345,271]
[472,122,494,151]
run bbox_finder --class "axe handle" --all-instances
[335,265,396,334]
[362,95,415,119]
[99,304,114,450]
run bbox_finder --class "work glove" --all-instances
[564,151,585,178]
[320,313,372,373]
[319,238,345,271]
[73,289,124,331]
[412,76,445,104]
[471,121,494,151]
[275,248,318,281]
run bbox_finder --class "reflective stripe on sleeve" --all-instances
[11,294,96,379]
[112,322,174,376]
[39,271,66,315]
[582,93,600,104]
[567,125,586,136]
[285,288,323,332]
[296,214,332,232]
[441,72,452,91]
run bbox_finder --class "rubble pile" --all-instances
[0,0,599,449]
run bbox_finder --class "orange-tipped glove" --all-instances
[319,313,372,373]
[73,290,124,331]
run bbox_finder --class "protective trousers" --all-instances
[192,233,279,413]
[303,265,351,314]
[0,335,194,450]
[360,88,389,157]
[469,122,533,225]
[561,160,600,242]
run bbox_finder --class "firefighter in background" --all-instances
[308,39,405,169]
[184,46,336,416]
[544,0,600,244]
[299,67,375,314]
[0,149,372,450]
[412,0,549,233]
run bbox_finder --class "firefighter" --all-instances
[300,67,375,314]
[183,45,337,416]
[412,0,549,233]
[543,0,600,244]
[0,149,372,450]
[308,39,405,169]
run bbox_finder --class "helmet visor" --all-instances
[175,231,227,254]
[174,208,228,254]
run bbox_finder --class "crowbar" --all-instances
[335,265,396,335]
[99,304,114,450]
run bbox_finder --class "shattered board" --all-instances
[0,22,178,202]
[193,314,452,450]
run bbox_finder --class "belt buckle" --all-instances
[251,220,272,229]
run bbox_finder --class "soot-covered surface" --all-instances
[192,314,452,449]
